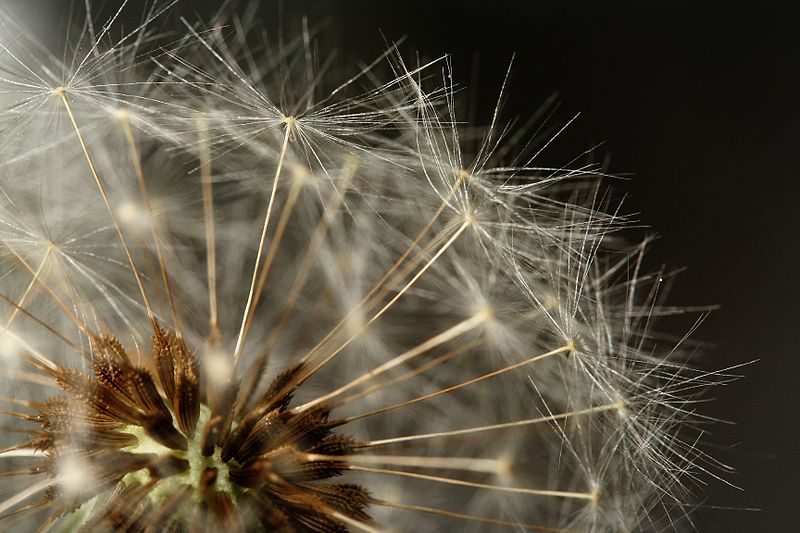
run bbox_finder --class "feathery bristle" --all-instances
[0,2,738,532]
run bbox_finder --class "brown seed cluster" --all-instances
[6,320,369,532]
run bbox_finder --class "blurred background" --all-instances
[3,1,798,530]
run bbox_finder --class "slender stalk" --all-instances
[242,175,304,346]
[376,500,576,532]
[197,114,219,343]
[345,343,573,421]
[293,310,489,413]
[352,465,597,501]
[362,401,625,447]
[232,120,294,366]
[57,89,155,320]
[120,110,182,337]
[306,453,505,474]
[1,248,50,331]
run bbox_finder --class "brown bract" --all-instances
[3,320,369,533]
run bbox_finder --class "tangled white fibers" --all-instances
[0,2,740,532]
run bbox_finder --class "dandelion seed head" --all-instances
[0,2,738,531]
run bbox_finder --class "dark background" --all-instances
[6,1,798,531]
